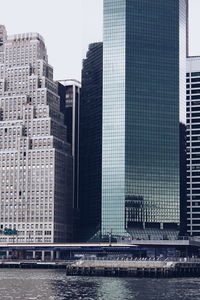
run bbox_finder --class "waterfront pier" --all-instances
[66,259,200,278]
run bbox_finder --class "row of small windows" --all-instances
[0,223,51,229]
[0,197,53,203]
[0,150,53,157]
[5,56,36,62]
[0,204,52,209]
[0,237,52,243]
[6,44,36,51]
[0,217,53,223]
[0,96,26,103]
[1,210,52,216]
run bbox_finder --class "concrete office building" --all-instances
[0,25,73,243]
[102,0,187,238]
[186,56,200,236]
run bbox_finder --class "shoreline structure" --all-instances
[65,259,200,278]
[1,258,200,278]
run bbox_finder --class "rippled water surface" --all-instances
[0,269,200,300]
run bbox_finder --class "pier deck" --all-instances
[66,259,200,278]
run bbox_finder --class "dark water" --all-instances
[0,269,200,300]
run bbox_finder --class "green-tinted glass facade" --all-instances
[102,0,186,237]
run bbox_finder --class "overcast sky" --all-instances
[1,0,200,81]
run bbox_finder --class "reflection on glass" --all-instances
[102,0,186,237]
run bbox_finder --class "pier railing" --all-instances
[76,256,200,263]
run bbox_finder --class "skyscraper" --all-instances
[186,56,200,236]
[79,43,103,240]
[0,25,73,243]
[58,79,81,238]
[102,0,187,238]
[58,79,81,151]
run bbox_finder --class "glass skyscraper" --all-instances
[79,43,103,241]
[102,0,187,238]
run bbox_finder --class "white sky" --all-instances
[0,0,199,81]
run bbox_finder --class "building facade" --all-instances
[58,79,81,237]
[58,79,81,153]
[102,0,187,238]
[79,43,103,241]
[0,25,73,243]
[186,56,200,236]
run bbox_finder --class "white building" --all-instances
[186,56,200,236]
[0,25,73,243]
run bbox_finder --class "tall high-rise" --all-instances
[58,79,81,151]
[0,25,73,243]
[79,43,103,240]
[186,57,200,236]
[102,0,187,238]
[58,79,81,237]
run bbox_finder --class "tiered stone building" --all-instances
[0,25,73,243]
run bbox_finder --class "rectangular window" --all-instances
[191,72,200,77]
[191,78,200,83]
[192,84,200,88]
[192,90,200,94]
[192,96,200,100]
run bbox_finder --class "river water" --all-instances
[0,269,200,300]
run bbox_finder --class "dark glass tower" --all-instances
[79,43,103,240]
[58,79,81,213]
[58,80,81,240]
[102,0,186,238]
